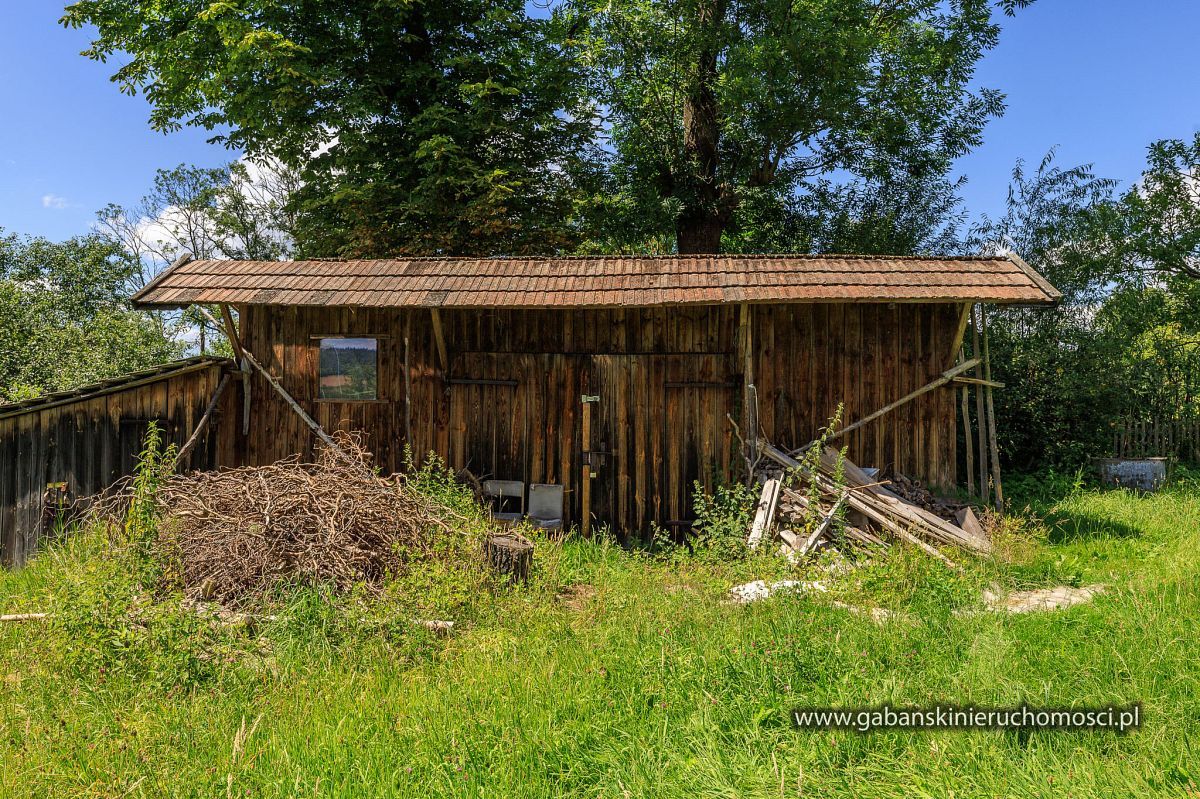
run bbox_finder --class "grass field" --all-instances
[1,473,1198,798]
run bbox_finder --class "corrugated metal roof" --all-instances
[131,254,1060,309]
[0,357,233,420]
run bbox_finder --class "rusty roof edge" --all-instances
[0,356,233,420]
[130,252,194,308]
[1004,252,1062,303]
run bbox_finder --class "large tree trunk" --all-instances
[677,215,724,254]
[676,0,726,255]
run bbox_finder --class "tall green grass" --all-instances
[0,478,1197,797]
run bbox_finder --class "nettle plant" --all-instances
[793,406,850,549]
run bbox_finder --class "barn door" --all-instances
[657,358,739,532]
[446,354,528,484]
[586,354,737,540]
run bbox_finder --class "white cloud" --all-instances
[41,193,68,210]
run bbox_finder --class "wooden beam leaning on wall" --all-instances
[947,302,975,498]
[197,306,359,470]
[788,357,981,457]
[430,309,449,372]
[175,372,232,467]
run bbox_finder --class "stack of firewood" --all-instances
[880,471,964,523]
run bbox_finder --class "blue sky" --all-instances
[2,1,1199,243]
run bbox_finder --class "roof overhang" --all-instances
[132,254,1062,310]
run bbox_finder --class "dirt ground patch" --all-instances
[985,584,1107,613]
[556,583,597,612]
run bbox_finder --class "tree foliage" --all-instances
[1102,132,1200,283]
[0,232,183,402]
[978,148,1200,469]
[63,0,596,257]
[566,0,1030,252]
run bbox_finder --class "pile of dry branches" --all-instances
[105,436,468,604]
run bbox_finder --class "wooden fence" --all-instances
[1112,417,1200,462]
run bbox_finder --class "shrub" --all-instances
[689,480,758,561]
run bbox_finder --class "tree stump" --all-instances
[484,532,534,585]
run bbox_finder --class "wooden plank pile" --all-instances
[750,440,991,566]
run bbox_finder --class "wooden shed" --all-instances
[123,253,1058,539]
[0,357,240,565]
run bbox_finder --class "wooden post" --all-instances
[981,307,1004,509]
[580,394,598,537]
[947,303,973,369]
[738,303,757,480]
[219,304,246,362]
[971,306,989,503]
[959,346,975,499]
[403,312,413,451]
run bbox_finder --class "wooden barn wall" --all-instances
[0,363,239,567]
[239,302,963,537]
[752,303,962,491]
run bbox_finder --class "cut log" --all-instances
[484,532,534,585]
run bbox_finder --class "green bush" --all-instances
[689,480,758,562]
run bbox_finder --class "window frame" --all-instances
[312,335,385,403]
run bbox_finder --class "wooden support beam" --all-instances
[947,302,973,369]
[960,347,975,499]
[175,372,232,467]
[952,376,1005,389]
[971,308,989,503]
[789,357,981,456]
[981,307,1004,508]
[430,308,449,372]
[196,305,357,468]
[218,304,246,362]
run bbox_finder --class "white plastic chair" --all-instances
[527,483,564,531]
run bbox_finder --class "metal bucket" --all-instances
[1095,457,1169,492]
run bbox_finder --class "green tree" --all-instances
[969,148,1200,468]
[0,231,183,402]
[726,167,967,256]
[1102,133,1200,283]
[566,0,1033,253]
[96,162,293,354]
[63,0,595,257]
